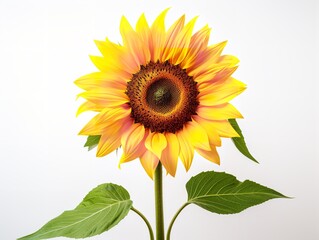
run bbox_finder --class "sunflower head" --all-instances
[75,9,246,178]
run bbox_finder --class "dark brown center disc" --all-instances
[126,61,199,133]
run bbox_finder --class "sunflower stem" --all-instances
[154,162,165,240]
[166,203,189,240]
[131,207,154,240]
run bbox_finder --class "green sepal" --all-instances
[84,135,101,151]
[229,118,258,163]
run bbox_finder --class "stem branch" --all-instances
[131,207,154,240]
[166,203,189,240]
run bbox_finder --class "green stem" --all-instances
[166,203,189,240]
[131,207,154,240]
[154,162,165,240]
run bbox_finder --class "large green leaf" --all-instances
[229,119,258,163]
[186,171,287,214]
[84,135,101,151]
[19,183,132,240]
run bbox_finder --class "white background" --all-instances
[0,0,318,239]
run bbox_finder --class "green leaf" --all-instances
[186,171,287,214]
[229,119,258,163]
[84,135,101,151]
[19,183,132,240]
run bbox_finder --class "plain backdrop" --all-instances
[0,0,318,239]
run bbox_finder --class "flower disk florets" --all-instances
[126,61,199,133]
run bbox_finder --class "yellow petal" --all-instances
[79,107,130,135]
[120,124,146,164]
[196,66,238,85]
[120,16,147,66]
[187,41,227,76]
[194,54,239,81]
[176,129,194,171]
[140,150,159,179]
[212,66,238,84]
[196,145,220,164]
[145,131,167,159]
[76,101,105,116]
[161,15,185,62]
[161,133,179,177]
[94,39,138,75]
[181,25,211,69]
[94,39,121,58]
[192,115,221,147]
[77,89,129,108]
[196,103,243,120]
[136,13,151,63]
[136,13,150,38]
[96,118,131,157]
[209,120,240,138]
[89,55,109,72]
[218,54,240,66]
[185,120,211,151]
[74,72,127,91]
[170,16,198,65]
[150,8,169,61]
[198,78,246,106]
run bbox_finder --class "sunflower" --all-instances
[75,9,246,178]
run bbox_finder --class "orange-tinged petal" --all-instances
[196,145,220,164]
[145,131,167,159]
[150,8,169,61]
[140,150,159,179]
[187,41,227,76]
[169,16,198,65]
[211,66,238,84]
[120,16,147,66]
[94,39,138,75]
[196,66,238,85]
[194,54,240,81]
[161,133,179,176]
[161,15,185,62]
[96,117,131,157]
[196,103,243,120]
[79,106,130,135]
[177,129,194,171]
[136,13,151,63]
[198,78,246,106]
[194,53,239,83]
[181,25,211,69]
[120,124,146,164]
[97,133,121,157]
[192,115,222,147]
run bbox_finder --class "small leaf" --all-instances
[229,119,258,163]
[84,135,101,151]
[19,183,132,240]
[186,171,287,214]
